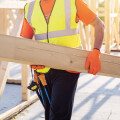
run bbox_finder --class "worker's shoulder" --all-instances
[24,0,36,9]
[24,0,36,19]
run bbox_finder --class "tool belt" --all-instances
[28,70,51,108]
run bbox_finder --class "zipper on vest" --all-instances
[39,0,56,43]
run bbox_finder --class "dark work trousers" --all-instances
[44,68,80,120]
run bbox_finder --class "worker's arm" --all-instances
[90,16,105,50]
[85,16,105,75]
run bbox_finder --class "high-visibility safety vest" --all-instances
[24,0,81,73]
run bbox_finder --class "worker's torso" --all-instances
[25,0,81,73]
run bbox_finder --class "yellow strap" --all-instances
[38,74,47,86]
[34,72,38,83]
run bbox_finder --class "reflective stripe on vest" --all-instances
[27,1,35,27]
[27,0,80,41]
[35,29,79,40]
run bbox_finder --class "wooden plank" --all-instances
[0,9,7,34]
[0,8,11,100]
[0,61,10,99]
[110,43,117,50]
[114,0,119,49]
[111,49,120,52]
[0,95,38,120]
[11,10,24,36]
[7,79,21,84]
[0,1,27,9]
[110,23,115,46]
[0,9,24,99]
[0,34,120,78]
[21,64,30,101]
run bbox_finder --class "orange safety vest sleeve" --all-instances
[76,0,97,25]
[20,18,34,38]
[20,0,96,38]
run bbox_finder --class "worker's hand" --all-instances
[85,49,101,75]
[30,65,45,69]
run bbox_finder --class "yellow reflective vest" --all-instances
[24,0,81,73]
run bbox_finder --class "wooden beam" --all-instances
[105,0,111,53]
[110,43,117,50]
[7,79,21,84]
[114,0,119,49]
[0,9,24,99]
[11,10,24,36]
[21,64,30,101]
[0,95,38,120]
[0,9,10,99]
[0,1,27,9]
[0,9,7,34]
[0,34,120,78]
[0,61,10,99]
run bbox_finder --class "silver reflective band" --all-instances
[27,1,35,26]
[35,28,79,40]
[27,0,79,40]
[65,0,71,29]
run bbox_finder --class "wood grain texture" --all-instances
[105,0,111,53]
[22,64,30,101]
[0,34,120,78]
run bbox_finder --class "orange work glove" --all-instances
[85,49,101,75]
[30,65,45,69]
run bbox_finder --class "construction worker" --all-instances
[20,0,104,120]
